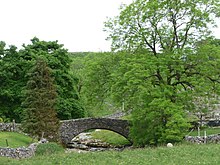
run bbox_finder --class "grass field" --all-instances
[0,132,34,148]
[0,143,220,165]
[1,128,220,164]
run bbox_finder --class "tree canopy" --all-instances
[0,38,84,122]
[105,0,220,53]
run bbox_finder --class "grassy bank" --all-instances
[0,144,220,165]
[90,130,131,146]
[0,132,34,148]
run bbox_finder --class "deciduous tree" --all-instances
[0,38,84,122]
[104,0,220,145]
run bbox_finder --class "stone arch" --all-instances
[59,118,130,145]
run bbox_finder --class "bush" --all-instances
[35,142,64,156]
[130,98,190,146]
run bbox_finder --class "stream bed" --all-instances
[65,131,131,153]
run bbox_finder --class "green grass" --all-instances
[90,130,131,146]
[188,127,220,136]
[1,144,220,164]
[1,130,220,164]
[0,132,35,148]
[35,142,64,156]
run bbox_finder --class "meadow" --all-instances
[1,128,220,165]
[0,143,220,165]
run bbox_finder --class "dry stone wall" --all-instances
[185,134,220,143]
[0,146,35,159]
[0,140,48,159]
[0,123,21,132]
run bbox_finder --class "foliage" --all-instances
[1,144,220,164]
[102,0,220,146]
[70,52,122,117]
[35,142,64,156]
[130,98,190,146]
[0,44,26,122]
[105,0,220,52]
[0,132,35,148]
[20,38,84,120]
[0,117,3,123]
[0,38,84,122]
[22,58,60,141]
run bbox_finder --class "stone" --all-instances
[39,138,48,144]
[167,143,173,147]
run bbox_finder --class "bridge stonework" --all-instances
[59,118,130,145]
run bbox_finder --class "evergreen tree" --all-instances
[22,58,60,142]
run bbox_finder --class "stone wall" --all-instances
[0,139,48,159]
[0,146,35,159]
[0,123,21,132]
[185,134,220,143]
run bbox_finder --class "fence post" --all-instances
[5,139,9,147]
[12,119,15,132]
[204,131,207,144]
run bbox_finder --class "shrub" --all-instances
[130,98,190,146]
[35,142,64,156]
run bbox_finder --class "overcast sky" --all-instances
[0,0,219,52]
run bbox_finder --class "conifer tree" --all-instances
[22,58,60,142]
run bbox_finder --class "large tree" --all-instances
[19,38,84,120]
[22,58,60,141]
[104,0,220,146]
[0,38,84,122]
[0,44,27,122]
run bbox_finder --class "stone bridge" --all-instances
[59,118,131,145]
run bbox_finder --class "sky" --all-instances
[0,0,219,52]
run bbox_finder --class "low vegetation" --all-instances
[35,142,64,156]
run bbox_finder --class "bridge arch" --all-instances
[59,118,130,145]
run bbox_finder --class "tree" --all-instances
[0,45,27,122]
[104,0,220,145]
[0,38,84,122]
[20,38,84,120]
[22,58,60,141]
